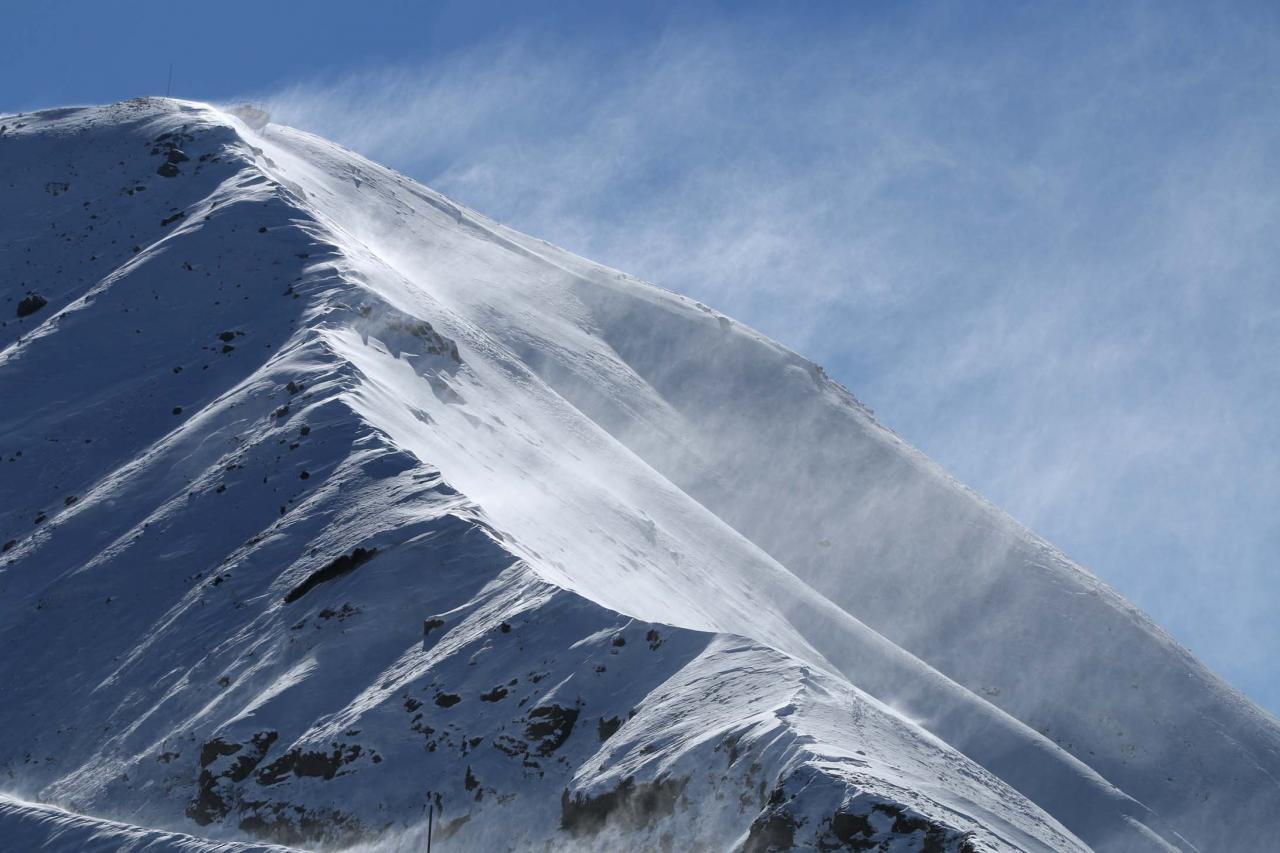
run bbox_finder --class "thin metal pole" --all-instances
[426,802,433,853]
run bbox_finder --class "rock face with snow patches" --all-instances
[1,99,1277,852]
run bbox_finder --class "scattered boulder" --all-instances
[16,293,47,318]
[480,686,508,702]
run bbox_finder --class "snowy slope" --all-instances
[0,794,295,852]
[0,98,1276,852]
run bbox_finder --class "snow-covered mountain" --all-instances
[0,98,1276,852]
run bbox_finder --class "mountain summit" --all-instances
[1,98,1276,852]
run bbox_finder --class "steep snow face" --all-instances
[0,99,1275,852]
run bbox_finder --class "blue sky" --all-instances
[4,1,1278,715]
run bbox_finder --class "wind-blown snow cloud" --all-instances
[246,3,1280,713]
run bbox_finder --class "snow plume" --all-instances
[244,3,1280,715]
[4,96,1278,852]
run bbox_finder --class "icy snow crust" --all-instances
[0,99,1275,851]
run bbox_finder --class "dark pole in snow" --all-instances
[426,802,433,853]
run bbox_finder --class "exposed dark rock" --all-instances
[187,769,230,826]
[526,704,579,756]
[156,161,180,177]
[283,547,377,603]
[236,803,363,848]
[227,732,279,783]
[256,743,362,786]
[434,692,461,708]
[188,733,277,826]
[803,799,976,853]
[387,318,462,363]
[598,716,622,741]
[822,810,877,851]
[560,775,688,837]
[16,293,47,318]
[870,803,956,853]
[480,686,508,702]
[492,735,527,757]
[721,732,742,766]
[318,603,358,621]
[745,805,801,853]
[199,738,242,768]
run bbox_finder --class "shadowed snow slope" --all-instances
[0,99,1276,852]
[0,794,294,852]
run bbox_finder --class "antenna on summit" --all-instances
[165,62,173,98]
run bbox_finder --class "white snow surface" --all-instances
[0,98,1276,851]
[0,794,293,852]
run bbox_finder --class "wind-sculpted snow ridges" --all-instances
[1,98,1276,851]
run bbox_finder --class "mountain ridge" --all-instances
[0,97,1275,851]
